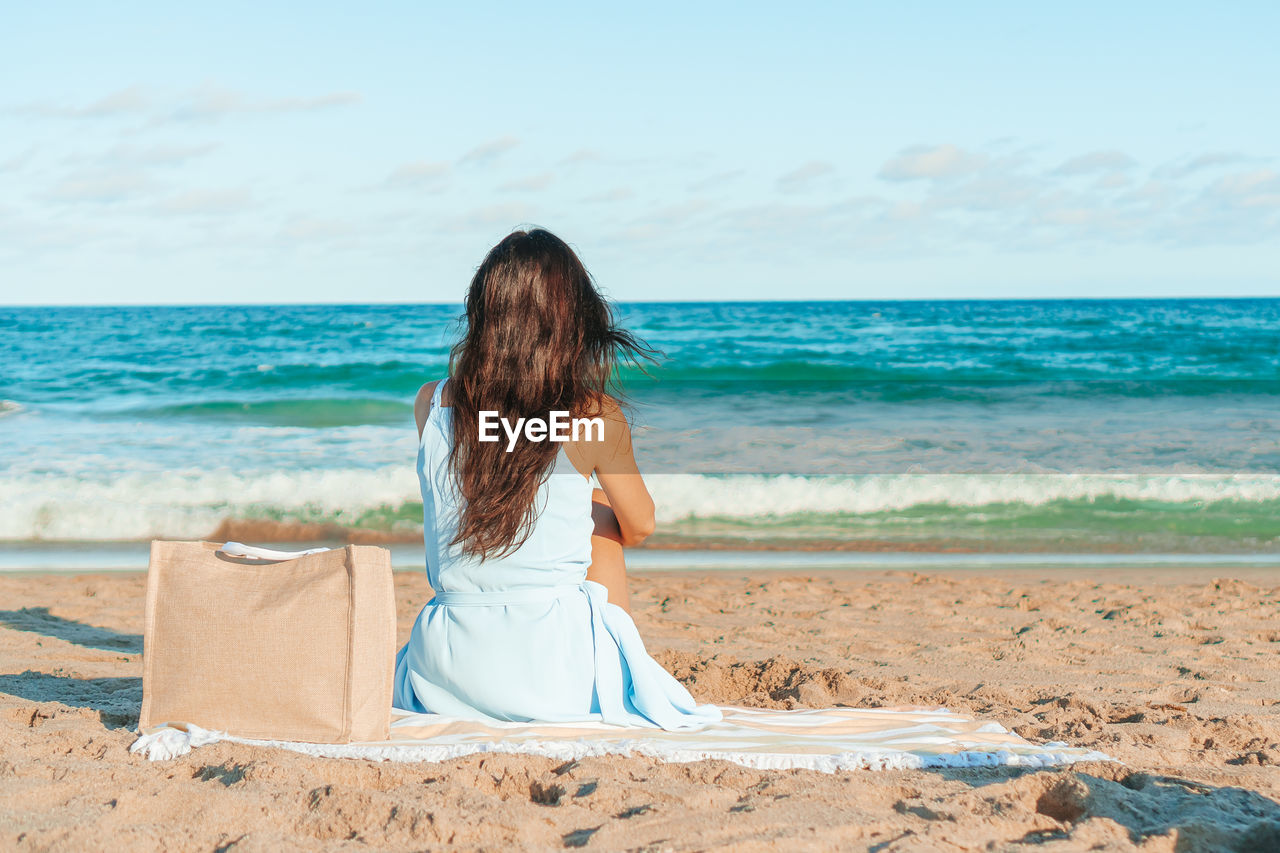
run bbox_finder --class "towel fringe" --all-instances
[130,723,226,760]
[128,708,1114,771]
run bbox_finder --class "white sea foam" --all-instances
[0,467,420,541]
[648,473,1280,521]
[1,469,1278,541]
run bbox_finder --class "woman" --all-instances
[392,229,720,730]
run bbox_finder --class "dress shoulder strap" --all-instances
[431,377,448,411]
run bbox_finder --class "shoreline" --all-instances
[4,541,1280,575]
[210,518,1280,554]
[5,564,1280,588]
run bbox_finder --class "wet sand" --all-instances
[1,567,1278,851]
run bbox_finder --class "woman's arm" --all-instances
[589,399,656,547]
[576,397,652,612]
[586,488,631,611]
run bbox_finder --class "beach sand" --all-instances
[1,567,1277,851]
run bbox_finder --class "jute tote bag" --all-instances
[139,541,396,743]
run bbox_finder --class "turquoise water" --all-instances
[1,299,1278,552]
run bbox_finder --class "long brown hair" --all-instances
[447,228,652,559]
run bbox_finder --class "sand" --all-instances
[1,567,1277,852]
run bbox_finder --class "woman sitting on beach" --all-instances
[393,228,720,730]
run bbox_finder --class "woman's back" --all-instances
[393,377,719,730]
[417,379,594,593]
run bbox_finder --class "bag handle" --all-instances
[218,541,333,561]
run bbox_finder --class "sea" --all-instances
[2,299,1279,569]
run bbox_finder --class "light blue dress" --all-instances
[392,379,721,730]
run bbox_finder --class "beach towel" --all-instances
[131,705,1111,772]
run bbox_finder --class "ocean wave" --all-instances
[115,397,411,427]
[627,364,1280,400]
[0,467,420,541]
[0,400,22,418]
[646,473,1280,519]
[2,470,1279,543]
[14,361,1280,412]
[17,360,446,404]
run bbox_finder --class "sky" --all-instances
[1,2,1278,305]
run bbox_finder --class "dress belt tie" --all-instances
[429,585,585,607]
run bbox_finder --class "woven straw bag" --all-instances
[139,540,395,743]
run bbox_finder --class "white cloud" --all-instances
[10,85,358,124]
[0,206,117,254]
[643,199,711,224]
[878,145,986,181]
[1,147,36,172]
[13,86,150,119]
[559,149,601,166]
[278,217,363,244]
[499,172,555,192]
[43,170,152,203]
[581,187,633,204]
[605,199,716,245]
[777,161,835,192]
[1115,180,1174,208]
[98,143,218,166]
[1095,171,1131,189]
[927,169,1041,213]
[155,188,252,215]
[719,141,1280,255]
[1032,205,1106,227]
[884,200,925,221]
[458,136,520,167]
[167,85,361,121]
[444,203,537,231]
[713,199,864,249]
[1208,168,1280,208]
[1155,151,1251,180]
[380,161,451,191]
[688,169,743,192]
[1052,150,1136,176]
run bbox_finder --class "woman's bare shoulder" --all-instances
[416,380,441,404]
[575,393,637,470]
[414,380,442,437]
[581,391,627,423]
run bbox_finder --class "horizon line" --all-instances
[3,294,1279,309]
